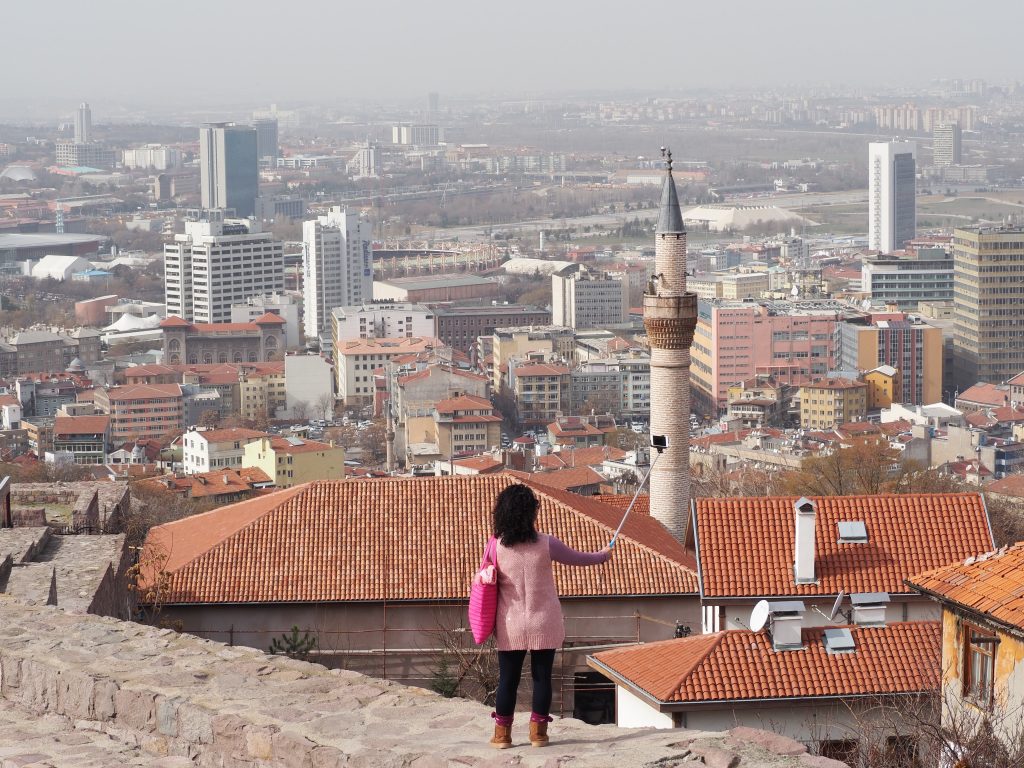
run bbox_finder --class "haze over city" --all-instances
[4,2,1024,766]
[4,0,1024,117]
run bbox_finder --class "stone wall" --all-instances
[10,481,130,530]
[0,600,846,768]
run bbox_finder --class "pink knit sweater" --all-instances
[494,533,610,651]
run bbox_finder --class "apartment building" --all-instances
[181,427,267,474]
[242,435,345,488]
[335,336,445,405]
[432,394,503,459]
[94,384,185,442]
[837,315,943,405]
[509,362,571,426]
[303,207,373,340]
[433,304,550,356]
[551,266,629,329]
[952,227,1024,387]
[51,414,110,464]
[799,377,868,429]
[492,326,575,393]
[164,216,284,324]
[690,299,863,416]
[331,303,435,341]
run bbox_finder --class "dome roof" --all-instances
[66,357,85,372]
[0,165,37,182]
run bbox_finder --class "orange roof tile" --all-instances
[141,474,697,604]
[508,466,605,492]
[590,621,940,706]
[593,493,650,517]
[138,467,274,499]
[803,377,867,391]
[957,383,1008,407]
[694,494,994,598]
[105,383,183,401]
[452,456,504,473]
[908,543,1024,631]
[513,363,570,377]
[434,394,495,413]
[189,427,268,444]
[536,446,628,470]
[261,435,339,454]
[53,415,110,436]
[986,474,1024,499]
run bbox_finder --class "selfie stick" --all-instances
[609,436,667,548]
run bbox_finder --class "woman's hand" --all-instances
[599,546,613,561]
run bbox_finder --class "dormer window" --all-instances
[838,520,868,544]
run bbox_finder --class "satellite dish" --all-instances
[750,600,770,632]
[829,590,847,622]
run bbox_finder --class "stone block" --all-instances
[156,696,182,737]
[244,726,275,760]
[113,688,157,732]
[271,731,317,768]
[727,726,808,757]
[19,660,58,713]
[211,713,247,755]
[142,736,170,756]
[92,678,118,721]
[177,702,214,744]
[149,758,197,768]
[56,670,94,720]
[688,745,739,768]
[310,746,349,768]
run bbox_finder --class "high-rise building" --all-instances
[164,214,284,324]
[868,141,917,253]
[199,123,259,217]
[253,118,279,164]
[391,124,441,146]
[952,227,1024,387]
[551,265,628,329]
[933,123,962,167]
[74,102,91,143]
[837,316,943,405]
[352,141,381,178]
[643,152,697,540]
[302,207,373,341]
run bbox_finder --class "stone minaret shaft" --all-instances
[643,150,698,540]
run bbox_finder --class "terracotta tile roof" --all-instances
[549,420,603,437]
[536,446,628,470]
[123,363,179,377]
[803,377,867,391]
[513,363,570,377]
[452,456,504,473]
[508,466,606,492]
[593,493,650,517]
[260,435,338,455]
[138,467,273,499]
[965,411,997,428]
[694,494,994,598]
[434,394,495,413]
[53,415,110,436]
[141,474,697,604]
[908,543,1024,631]
[190,427,268,444]
[590,622,940,706]
[986,474,1024,498]
[105,383,183,401]
[158,316,191,328]
[957,383,1008,407]
[252,312,286,325]
[0,394,19,407]
[397,365,487,386]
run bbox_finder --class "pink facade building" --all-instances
[690,299,866,416]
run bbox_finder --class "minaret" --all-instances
[643,149,698,540]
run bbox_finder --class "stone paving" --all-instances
[0,600,849,768]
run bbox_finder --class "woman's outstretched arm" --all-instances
[548,536,611,566]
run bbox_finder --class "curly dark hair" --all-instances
[492,483,539,547]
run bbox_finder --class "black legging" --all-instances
[495,649,556,717]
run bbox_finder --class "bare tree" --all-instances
[291,400,310,421]
[429,609,500,706]
[315,393,335,422]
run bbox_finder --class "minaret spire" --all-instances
[643,146,698,541]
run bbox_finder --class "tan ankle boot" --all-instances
[490,722,512,749]
[529,720,549,747]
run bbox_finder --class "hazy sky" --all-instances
[4,0,1023,113]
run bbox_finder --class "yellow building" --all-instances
[238,364,287,420]
[798,377,868,429]
[862,365,902,410]
[908,542,1024,756]
[432,394,503,459]
[242,435,345,488]
[838,318,942,405]
[492,326,574,393]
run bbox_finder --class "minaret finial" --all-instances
[661,146,673,171]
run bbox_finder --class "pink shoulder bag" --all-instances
[468,535,498,644]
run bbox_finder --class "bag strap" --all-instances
[480,535,498,568]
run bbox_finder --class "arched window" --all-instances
[232,352,243,363]
[218,352,228,363]
[248,351,257,362]
[265,335,278,348]
[203,352,213,364]
[168,339,180,352]
[169,353,180,364]
[188,356,198,365]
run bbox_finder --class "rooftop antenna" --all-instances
[812,590,849,623]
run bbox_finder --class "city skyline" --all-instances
[2,0,1024,116]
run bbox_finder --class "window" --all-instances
[884,736,920,768]
[963,622,996,706]
[819,740,859,765]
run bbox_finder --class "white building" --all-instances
[231,293,302,349]
[164,216,284,324]
[868,141,917,253]
[122,145,181,171]
[181,427,267,474]
[551,265,629,329]
[391,124,441,146]
[335,336,444,405]
[31,255,93,281]
[350,142,381,178]
[283,354,335,418]
[74,102,91,144]
[331,303,435,341]
[302,207,373,342]
[932,123,962,167]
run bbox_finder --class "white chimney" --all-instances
[794,497,817,584]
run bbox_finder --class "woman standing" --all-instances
[487,483,612,749]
